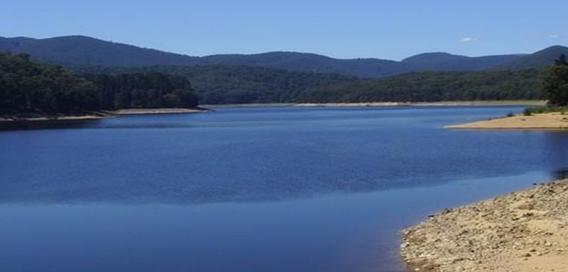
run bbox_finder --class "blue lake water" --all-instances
[0,106,567,272]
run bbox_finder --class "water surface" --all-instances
[0,106,566,272]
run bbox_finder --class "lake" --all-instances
[0,106,567,272]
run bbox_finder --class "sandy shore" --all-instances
[113,108,208,115]
[447,112,568,130]
[401,179,568,272]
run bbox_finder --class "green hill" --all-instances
[0,35,199,67]
[300,70,543,103]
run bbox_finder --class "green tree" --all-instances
[0,53,200,116]
[554,54,568,66]
[542,55,568,106]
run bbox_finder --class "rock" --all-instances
[401,179,568,272]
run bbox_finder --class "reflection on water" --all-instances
[0,106,567,272]
[0,119,103,130]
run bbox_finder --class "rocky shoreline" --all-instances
[401,179,568,272]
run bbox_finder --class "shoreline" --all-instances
[113,107,209,115]
[0,107,208,122]
[295,100,546,108]
[447,112,568,130]
[401,179,568,272]
[0,114,110,122]
[203,100,545,109]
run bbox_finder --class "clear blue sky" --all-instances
[1,0,567,60]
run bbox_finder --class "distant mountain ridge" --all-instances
[0,35,199,66]
[401,52,525,71]
[495,45,568,70]
[1,35,566,77]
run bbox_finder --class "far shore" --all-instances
[0,102,550,122]
[203,100,546,109]
[0,107,208,122]
[295,100,546,108]
[401,179,568,272]
[113,107,209,115]
[447,112,568,130]
[0,114,110,122]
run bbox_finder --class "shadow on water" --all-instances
[552,168,568,179]
[0,119,103,131]
[0,119,198,131]
[544,132,568,179]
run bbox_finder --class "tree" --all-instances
[0,53,200,116]
[554,54,568,66]
[542,55,568,106]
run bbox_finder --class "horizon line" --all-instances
[3,34,567,61]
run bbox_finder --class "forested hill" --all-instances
[401,53,523,71]
[2,35,553,78]
[0,36,199,67]
[0,53,199,116]
[300,70,543,103]
[2,51,544,114]
[72,65,358,105]
[74,64,544,105]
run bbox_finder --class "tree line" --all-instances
[300,69,543,103]
[3,51,567,117]
[0,53,198,116]
[72,64,357,104]
[73,64,544,105]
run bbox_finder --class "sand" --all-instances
[447,112,568,130]
[401,179,568,272]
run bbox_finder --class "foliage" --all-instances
[0,53,98,115]
[554,54,568,66]
[84,73,198,109]
[73,65,543,105]
[73,64,357,104]
[300,70,543,103]
[542,55,568,106]
[1,51,548,116]
[0,52,198,116]
[523,106,568,116]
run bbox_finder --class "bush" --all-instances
[523,106,568,116]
